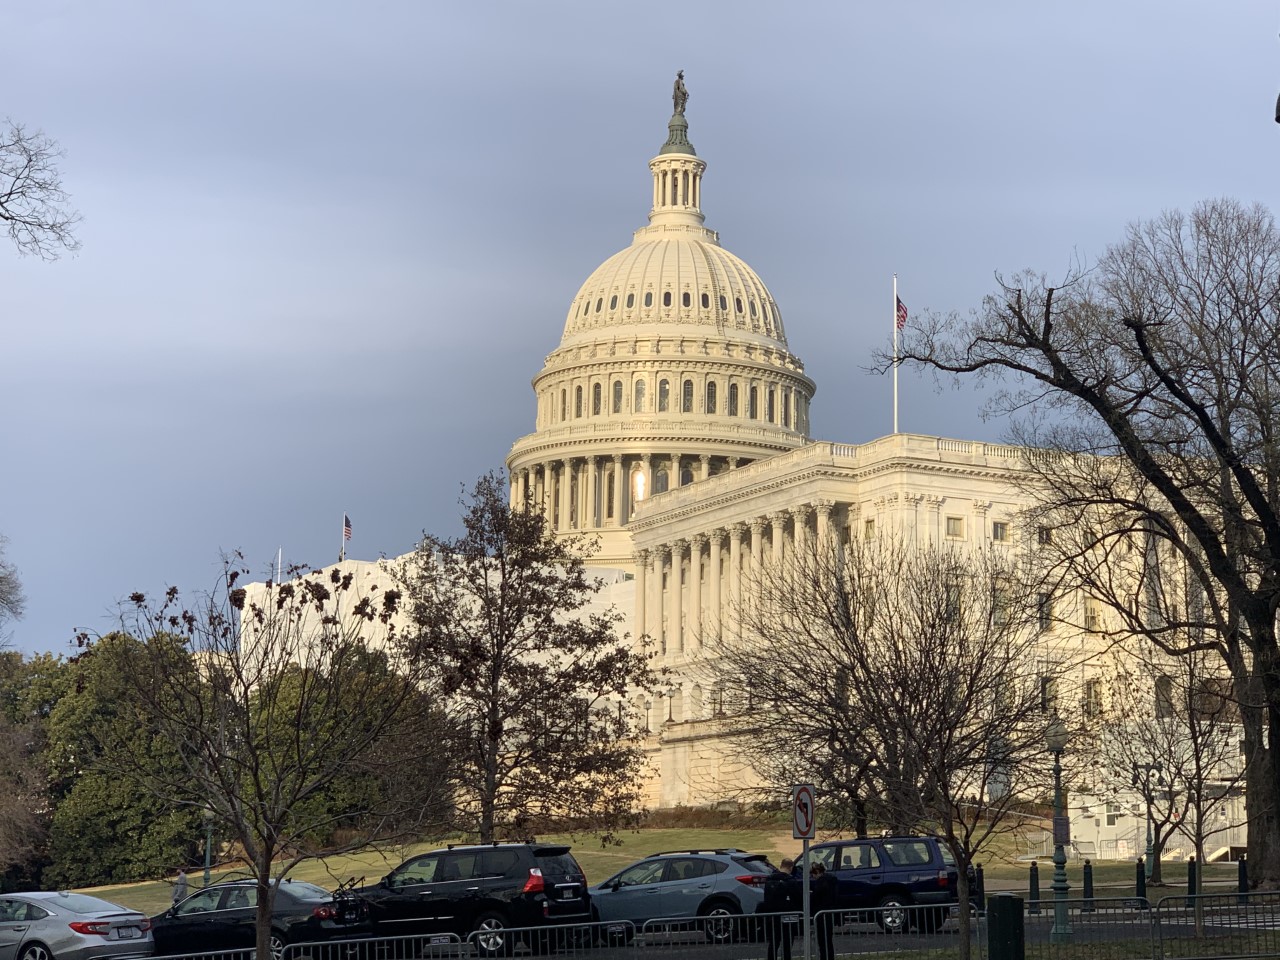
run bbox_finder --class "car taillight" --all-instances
[522,867,545,893]
[937,870,950,888]
[69,921,112,935]
[735,874,766,887]
[139,919,152,932]
[313,905,337,920]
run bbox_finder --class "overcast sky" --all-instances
[4,1,1277,655]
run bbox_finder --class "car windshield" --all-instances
[939,846,957,867]
[536,853,584,878]
[278,882,332,902]
[734,857,775,874]
[42,894,127,915]
[881,841,934,866]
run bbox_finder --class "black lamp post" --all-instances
[1132,762,1164,880]
[202,808,215,887]
[1045,714,1072,943]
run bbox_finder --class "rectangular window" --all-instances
[1106,802,1123,827]
[1037,525,1053,545]
[945,516,964,539]
[1037,592,1053,632]
[1083,679,1102,719]
[1039,675,1058,714]
[1084,599,1100,632]
[863,518,875,540]
[992,521,1008,542]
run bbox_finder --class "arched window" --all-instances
[682,379,693,413]
[735,297,743,314]
[782,387,791,427]
[654,468,669,494]
[634,379,646,412]
[632,465,647,503]
[682,291,691,308]
[719,295,727,311]
[592,382,602,416]
[626,292,635,308]
[680,465,694,486]
[750,299,758,318]
[658,379,670,412]
[606,470,615,519]
[663,291,672,307]
[1155,675,1175,719]
[644,291,653,307]
[706,381,717,414]
[575,385,583,418]
[701,292,710,309]
[609,294,617,310]
[749,386,759,419]
[612,380,623,413]
[728,383,739,416]
[560,389,567,421]
[766,388,775,423]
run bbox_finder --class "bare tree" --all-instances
[82,556,453,960]
[895,198,1280,885]
[0,535,25,638]
[395,473,658,844]
[0,713,46,876]
[1,121,81,259]
[706,538,1062,955]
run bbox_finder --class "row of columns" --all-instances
[509,453,748,532]
[633,500,838,658]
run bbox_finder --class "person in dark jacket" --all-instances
[809,862,837,960]
[757,858,799,960]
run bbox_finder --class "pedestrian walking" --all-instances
[171,869,188,905]
[809,862,837,960]
[757,858,799,960]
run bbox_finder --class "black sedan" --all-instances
[151,879,346,959]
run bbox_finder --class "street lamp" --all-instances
[1131,762,1164,880]
[1045,713,1072,944]
[202,808,215,887]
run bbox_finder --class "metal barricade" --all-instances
[1155,891,1280,960]
[149,951,256,960]
[1020,897,1155,960]
[819,904,984,959]
[282,934,465,960]
[464,919,632,957]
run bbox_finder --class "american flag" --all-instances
[895,296,908,330]
[343,514,353,541]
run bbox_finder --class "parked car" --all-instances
[588,849,776,942]
[0,891,153,960]
[336,842,590,957]
[801,835,962,932]
[150,879,347,959]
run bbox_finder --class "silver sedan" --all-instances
[0,892,153,960]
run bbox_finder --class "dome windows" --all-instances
[706,381,717,414]
[720,295,727,311]
[663,291,672,307]
[644,291,653,308]
[575,385,584,418]
[749,385,759,419]
[735,297,743,314]
[782,387,791,427]
[560,389,568,421]
[728,383,739,416]
[658,379,670,413]
[701,293,710,309]
[749,299,758,319]
[609,295,618,310]
[682,292,691,308]
[596,298,603,313]
[612,380,623,413]
[681,379,693,413]
[626,292,635,309]
[592,382,602,416]
[634,379,646,412]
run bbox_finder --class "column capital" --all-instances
[668,538,687,557]
[706,528,725,547]
[730,521,749,537]
[612,452,623,464]
[634,548,650,565]
[650,544,669,562]
[790,504,812,521]
[641,452,653,466]
[690,533,708,549]
[699,453,710,465]
[815,499,834,515]
[769,511,789,525]
[972,499,993,515]
[749,517,767,534]
[587,454,598,466]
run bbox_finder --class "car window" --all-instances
[614,861,666,886]
[0,900,24,922]
[479,849,523,877]
[809,847,838,871]
[221,888,256,910]
[439,854,476,882]
[662,857,712,881]
[278,881,333,902]
[41,894,122,914]
[391,856,439,885]
[175,890,223,916]
[881,841,932,866]
[840,844,881,870]
[734,857,774,875]
[939,846,957,866]
[536,852,583,878]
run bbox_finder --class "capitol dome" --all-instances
[507,84,816,568]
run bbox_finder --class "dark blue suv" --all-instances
[802,836,961,933]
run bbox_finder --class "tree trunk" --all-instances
[955,863,973,960]
[255,858,274,960]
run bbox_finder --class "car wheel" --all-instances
[699,900,741,943]
[472,911,514,958]
[269,933,288,960]
[876,894,911,934]
[20,945,50,960]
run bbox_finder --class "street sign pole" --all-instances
[792,784,816,960]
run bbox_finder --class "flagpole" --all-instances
[893,273,899,435]
[339,514,345,563]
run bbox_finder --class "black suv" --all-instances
[337,842,590,956]
[803,836,961,932]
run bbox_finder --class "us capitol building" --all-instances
[263,80,1245,859]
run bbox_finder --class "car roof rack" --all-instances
[647,848,749,857]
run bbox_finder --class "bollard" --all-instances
[987,893,1026,960]
[1186,856,1197,907]
[976,863,987,916]
[1028,861,1041,914]
[1136,857,1147,906]
[1239,854,1249,905]
[1082,859,1095,913]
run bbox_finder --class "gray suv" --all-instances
[589,849,775,942]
